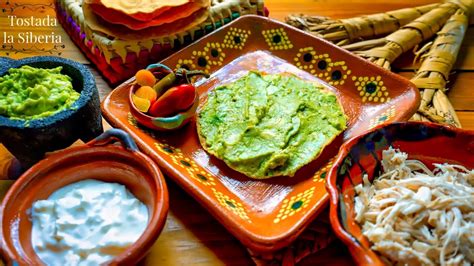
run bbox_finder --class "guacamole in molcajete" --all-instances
[197,71,347,179]
[0,65,80,120]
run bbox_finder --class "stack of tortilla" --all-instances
[56,0,264,85]
[83,0,211,40]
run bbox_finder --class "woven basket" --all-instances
[56,0,265,85]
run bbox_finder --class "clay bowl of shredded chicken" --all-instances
[326,122,474,266]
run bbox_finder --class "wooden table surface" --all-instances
[1,0,473,265]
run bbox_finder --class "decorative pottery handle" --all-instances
[146,63,172,72]
[145,63,172,80]
[88,129,138,151]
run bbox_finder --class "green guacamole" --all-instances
[197,71,347,179]
[0,65,80,120]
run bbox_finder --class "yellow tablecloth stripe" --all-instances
[0,143,15,201]
[0,144,15,180]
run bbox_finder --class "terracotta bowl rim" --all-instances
[325,121,474,265]
[0,143,169,265]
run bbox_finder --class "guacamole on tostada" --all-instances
[0,65,80,120]
[197,71,347,179]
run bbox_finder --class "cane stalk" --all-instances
[409,9,469,127]
[351,2,462,69]
[286,3,438,45]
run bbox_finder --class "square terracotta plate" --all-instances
[102,15,419,252]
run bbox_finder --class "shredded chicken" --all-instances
[354,147,474,266]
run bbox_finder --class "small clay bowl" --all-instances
[0,56,103,170]
[129,86,199,131]
[0,129,168,265]
[326,122,474,265]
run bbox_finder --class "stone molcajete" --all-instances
[0,56,103,169]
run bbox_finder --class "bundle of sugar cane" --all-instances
[285,3,438,46]
[343,2,460,69]
[410,9,469,127]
